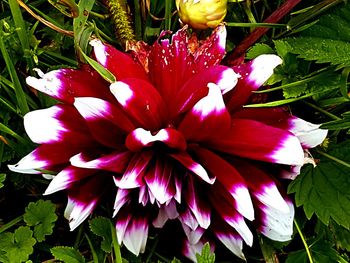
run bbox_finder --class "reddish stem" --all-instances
[226,0,302,65]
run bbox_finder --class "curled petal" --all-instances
[26,68,112,104]
[114,188,131,217]
[179,83,231,142]
[153,200,179,228]
[90,39,148,81]
[225,55,283,112]
[44,166,95,195]
[183,239,215,263]
[126,128,186,152]
[70,151,133,173]
[208,119,304,166]
[65,175,108,230]
[110,79,167,131]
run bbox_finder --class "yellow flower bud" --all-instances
[176,0,228,29]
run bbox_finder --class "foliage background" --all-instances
[1,0,350,262]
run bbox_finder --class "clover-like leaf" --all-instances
[23,199,58,242]
[89,217,113,253]
[0,226,36,263]
[196,243,215,263]
[51,246,86,263]
[288,140,350,229]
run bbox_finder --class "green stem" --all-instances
[294,219,314,263]
[74,224,84,248]
[133,0,142,40]
[0,215,23,233]
[303,101,341,121]
[111,222,122,263]
[85,234,99,263]
[316,150,350,169]
[164,0,172,31]
[226,22,286,28]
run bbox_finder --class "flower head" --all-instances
[176,0,228,29]
[10,26,327,260]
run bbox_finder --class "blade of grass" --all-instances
[0,122,28,145]
[164,0,172,31]
[9,0,34,69]
[0,24,29,115]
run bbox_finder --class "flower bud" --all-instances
[176,0,227,29]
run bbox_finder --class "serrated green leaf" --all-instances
[321,111,350,130]
[23,200,58,242]
[89,217,113,253]
[0,173,6,188]
[288,141,350,229]
[0,226,36,263]
[246,43,274,59]
[51,246,86,263]
[286,240,339,263]
[196,243,215,263]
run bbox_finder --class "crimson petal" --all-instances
[225,55,282,112]
[110,79,167,131]
[208,119,304,166]
[26,68,112,104]
[179,83,231,142]
[90,39,148,81]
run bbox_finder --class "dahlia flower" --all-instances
[9,25,327,260]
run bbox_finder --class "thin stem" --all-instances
[73,224,84,248]
[111,222,122,263]
[294,219,314,263]
[303,101,341,121]
[316,150,350,169]
[226,22,286,28]
[0,215,23,233]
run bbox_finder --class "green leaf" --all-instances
[328,221,350,251]
[321,111,350,130]
[51,246,86,263]
[196,243,215,263]
[0,226,36,263]
[286,240,339,263]
[288,141,350,229]
[0,173,6,188]
[275,2,350,69]
[89,217,113,253]
[23,200,58,242]
[246,43,275,59]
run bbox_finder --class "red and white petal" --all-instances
[226,55,282,112]
[182,223,205,245]
[44,166,95,195]
[126,128,186,152]
[70,151,133,173]
[208,119,304,166]
[233,159,290,213]
[192,146,254,220]
[122,217,149,256]
[113,188,131,217]
[171,65,238,116]
[149,28,193,102]
[144,158,175,204]
[90,39,148,81]
[26,68,112,104]
[114,151,152,189]
[110,79,166,130]
[287,117,328,148]
[193,25,227,70]
[153,200,179,228]
[209,185,253,246]
[74,97,135,133]
[8,143,82,174]
[256,197,294,242]
[64,175,107,230]
[211,218,245,260]
[183,239,215,263]
[233,108,328,148]
[24,105,89,145]
[180,208,199,231]
[170,152,215,184]
[178,83,231,142]
[184,175,211,229]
